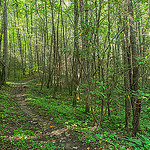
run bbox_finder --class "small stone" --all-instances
[72,147,78,149]
[66,133,70,137]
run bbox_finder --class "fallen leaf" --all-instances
[52,140,55,143]
[89,126,97,131]
[51,128,67,136]
[87,147,90,150]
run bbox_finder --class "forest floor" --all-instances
[1,77,150,150]
[0,80,90,150]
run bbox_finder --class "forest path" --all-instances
[12,82,87,150]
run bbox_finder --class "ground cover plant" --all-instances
[26,79,92,126]
[25,78,150,149]
[0,77,150,149]
[0,83,59,149]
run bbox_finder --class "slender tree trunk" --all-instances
[122,0,131,133]
[61,0,69,94]
[40,1,48,90]
[16,6,24,76]
[8,33,12,78]
[84,0,90,113]
[50,0,57,97]
[128,0,140,137]
[56,8,60,89]
[141,20,146,88]
[0,0,2,60]
[107,0,111,117]
[26,5,33,75]
[3,0,7,84]
[94,0,103,126]
[73,0,79,107]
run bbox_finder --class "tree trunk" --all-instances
[128,0,140,137]
[16,6,24,76]
[106,0,111,117]
[84,0,90,113]
[73,0,79,107]
[122,0,131,133]
[3,0,7,84]
[50,0,57,97]
[26,5,33,75]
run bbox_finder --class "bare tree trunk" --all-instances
[128,0,140,137]
[73,0,79,107]
[56,7,60,89]
[141,20,146,88]
[40,0,48,90]
[94,0,103,126]
[47,34,53,89]
[8,33,12,78]
[0,0,2,60]
[106,0,111,117]
[122,0,131,133]
[26,5,33,75]
[84,0,90,113]
[50,0,57,97]
[3,0,7,84]
[16,5,24,76]
[61,0,69,94]
[34,0,39,74]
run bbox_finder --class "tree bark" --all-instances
[73,0,79,107]
[128,0,140,137]
[26,5,33,75]
[3,0,8,84]
[16,5,24,76]
[122,0,131,133]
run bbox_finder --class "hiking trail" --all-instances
[12,82,88,150]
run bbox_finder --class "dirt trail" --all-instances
[13,83,88,150]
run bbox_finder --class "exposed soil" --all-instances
[12,82,90,150]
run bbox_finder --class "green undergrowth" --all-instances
[1,78,149,149]
[26,79,150,150]
[26,79,91,126]
[76,127,150,149]
[0,84,59,149]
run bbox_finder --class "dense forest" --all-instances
[0,0,150,149]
